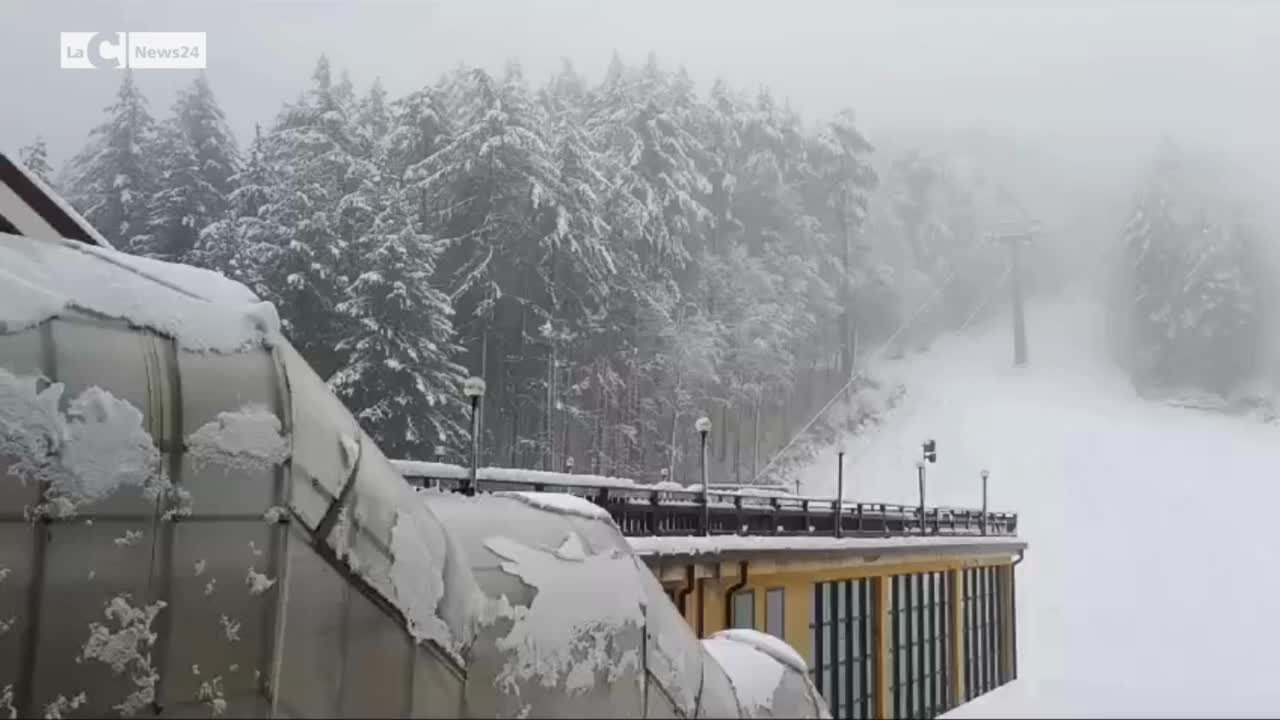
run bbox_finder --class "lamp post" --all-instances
[916,460,927,536]
[463,376,486,496]
[919,439,937,535]
[696,416,712,536]
[981,469,990,536]
[835,448,846,538]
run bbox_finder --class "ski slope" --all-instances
[797,297,1280,717]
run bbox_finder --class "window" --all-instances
[809,579,873,719]
[765,588,785,640]
[732,589,755,629]
[891,572,953,719]
[964,566,1010,701]
[920,571,952,716]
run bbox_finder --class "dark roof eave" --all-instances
[635,539,1028,565]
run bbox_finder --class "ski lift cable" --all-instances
[747,248,975,485]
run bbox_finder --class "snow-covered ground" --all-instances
[797,297,1280,717]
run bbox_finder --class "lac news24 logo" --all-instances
[61,32,207,70]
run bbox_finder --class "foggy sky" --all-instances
[2,0,1277,189]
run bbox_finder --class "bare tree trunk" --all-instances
[752,392,761,480]
[718,405,728,463]
[545,342,555,471]
[667,407,680,482]
[479,321,489,465]
[592,358,605,475]
[733,407,742,484]
[559,356,571,471]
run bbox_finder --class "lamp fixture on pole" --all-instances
[696,416,712,536]
[463,376,486,496]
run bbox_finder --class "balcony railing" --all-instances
[393,460,1018,539]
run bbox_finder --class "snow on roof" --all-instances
[0,232,278,352]
[711,629,808,674]
[628,534,1025,557]
[496,491,614,522]
[702,634,786,715]
[108,251,261,305]
[388,502,455,652]
[392,459,666,492]
[185,404,290,472]
[0,367,165,518]
[482,529,647,693]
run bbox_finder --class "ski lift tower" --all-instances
[985,219,1041,367]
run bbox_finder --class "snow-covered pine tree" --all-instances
[805,107,877,377]
[137,122,206,261]
[1122,141,1195,387]
[194,123,281,298]
[330,179,467,457]
[144,73,242,262]
[17,137,53,186]
[144,73,240,258]
[417,62,601,467]
[259,55,372,377]
[66,71,157,251]
[354,78,391,159]
[1177,221,1265,393]
[1119,140,1270,396]
[413,64,563,360]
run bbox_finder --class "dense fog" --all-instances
[2,0,1276,485]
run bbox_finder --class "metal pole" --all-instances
[700,430,710,536]
[981,469,990,536]
[917,461,926,535]
[835,450,845,538]
[468,395,480,496]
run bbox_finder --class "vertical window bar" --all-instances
[832,581,841,718]
[988,568,996,693]
[860,578,872,720]
[940,572,950,713]
[927,572,938,716]
[896,573,906,717]
[984,568,993,693]
[814,582,825,698]
[901,574,910,718]
[979,568,986,695]
[989,568,998,691]
[844,580,854,720]
[907,573,915,718]
[903,574,911,718]
[916,571,926,712]
[962,566,972,696]
[993,568,1003,685]
[1011,567,1019,680]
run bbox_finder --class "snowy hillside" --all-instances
[799,297,1280,717]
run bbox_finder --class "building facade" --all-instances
[636,536,1024,719]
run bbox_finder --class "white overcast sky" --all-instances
[1,0,1277,185]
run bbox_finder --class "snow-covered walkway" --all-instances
[798,297,1280,717]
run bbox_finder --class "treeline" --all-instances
[1111,140,1273,399]
[31,53,1009,484]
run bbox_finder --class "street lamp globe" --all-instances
[695,416,712,434]
[463,376,487,398]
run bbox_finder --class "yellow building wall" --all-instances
[656,551,1019,719]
